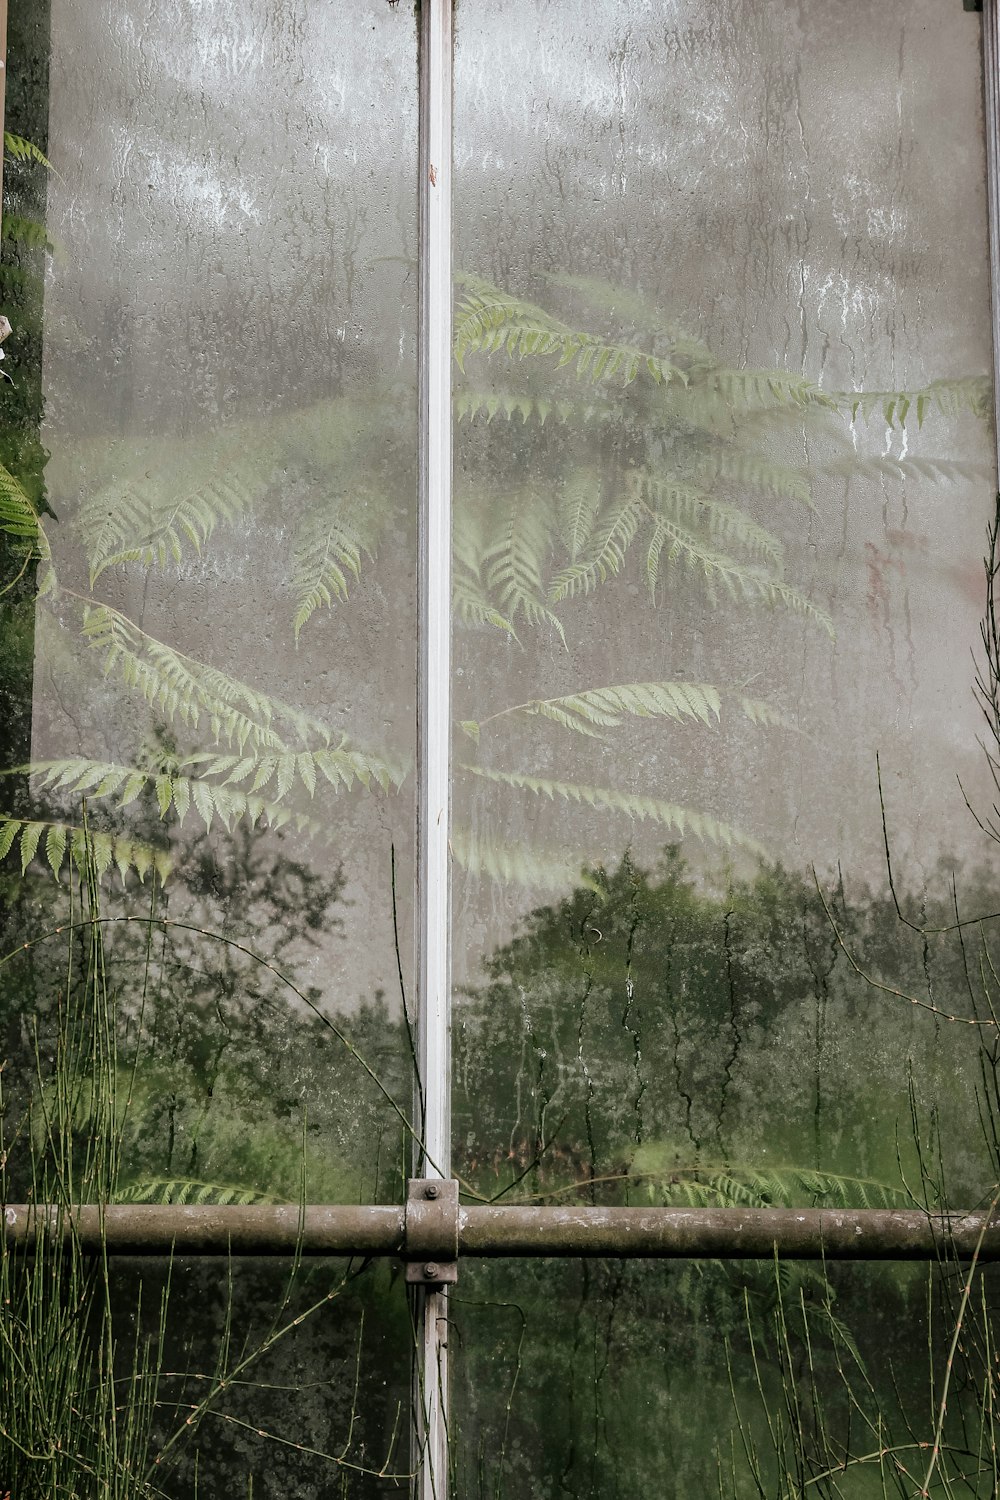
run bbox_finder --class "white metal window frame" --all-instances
[2,4,999,1497]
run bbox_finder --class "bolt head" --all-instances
[424,1183,440,1199]
[422,1262,440,1280]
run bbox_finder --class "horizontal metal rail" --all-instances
[5,1203,1000,1260]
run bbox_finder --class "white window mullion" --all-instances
[984,0,1000,466]
[414,0,453,1495]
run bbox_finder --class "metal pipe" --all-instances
[6,1203,1000,1260]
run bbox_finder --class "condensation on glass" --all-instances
[450,2,1000,1492]
[0,1,417,1493]
[31,0,419,1200]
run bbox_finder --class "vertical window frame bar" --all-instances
[414,0,454,1495]
[984,0,1000,466]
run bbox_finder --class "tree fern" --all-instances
[706,366,835,413]
[3,131,54,171]
[81,604,334,753]
[18,758,315,836]
[834,375,991,428]
[0,461,49,561]
[455,275,686,388]
[482,490,566,642]
[0,212,55,254]
[547,490,644,602]
[290,490,385,641]
[458,764,767,855]
[0,814,170,883]
[450,822,591,890]
[634,1156,909,1211]
[692,448,813,507]
[456,388,598,426]
[644,513,833,634]
[113,1177,283,1207]
[639,472,785,568]
[465,681,723,742]
[79,438,272,582]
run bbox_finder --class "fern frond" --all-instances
[195,744,404,796]
[80,440,269,582]
[736,696,797,731]
[557,468,602,562]
[18,758,320,835]
[458,764,765,854]
[820,454,992,485]
[0,213,54,253]
[455,388,614,428]
[644,515,833,634]
[706,367,836,412]
[0,815,170,883]
[453,506,519,636]
[0,463,50,561]
[547,491,643,601]
[455,275,685,388]
[639,474,784,568]
[834,375,991,428]
[291,493,382,640]
[636,1156,908,1211]
[114,1178,283,1206]
[693,449,812,507]
[541,272,713,366]
[470,681,722,742]
[483,491,566,642]
[82,604,333,753]
[450,823,589,890]
[3,132,54,170]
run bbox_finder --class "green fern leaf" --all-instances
[707,367,835,412]
[834,375,991,427]
[0,212,55,253]
[80,439,269,582]
[735,696,797,731]
[0,814,170,882]
[692,449,812,507]
[643,515,834,634]
[81,604,336,753]
[483,491,566,642]
[639,473,785,567]
[454,275,685,388]
[450,822,589,890]
[291,492,384,640]
[0,463,50,561]
[557,467,602,562]
[481,681,722,740]
[458,764,766,854]
[4,132,54,170]
[547,491,643,601]
[114,1177,283,1207]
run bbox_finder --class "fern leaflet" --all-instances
[459,764,766,854]
[0,814,170,883]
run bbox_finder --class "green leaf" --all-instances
[458,764,766,855]
[486,681,722,740]
[4,132,54,170]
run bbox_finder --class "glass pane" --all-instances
[0,0,417,1491]
[452,0,999,1490]
[451,1259,1000,1498]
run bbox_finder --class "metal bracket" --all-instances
[404,1178,458,1285]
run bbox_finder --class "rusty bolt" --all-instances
[424,1184,439,1200]
[422,1262,440,1280]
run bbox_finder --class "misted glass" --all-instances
[0,1,417,1492]
[451,1,1000,1493]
